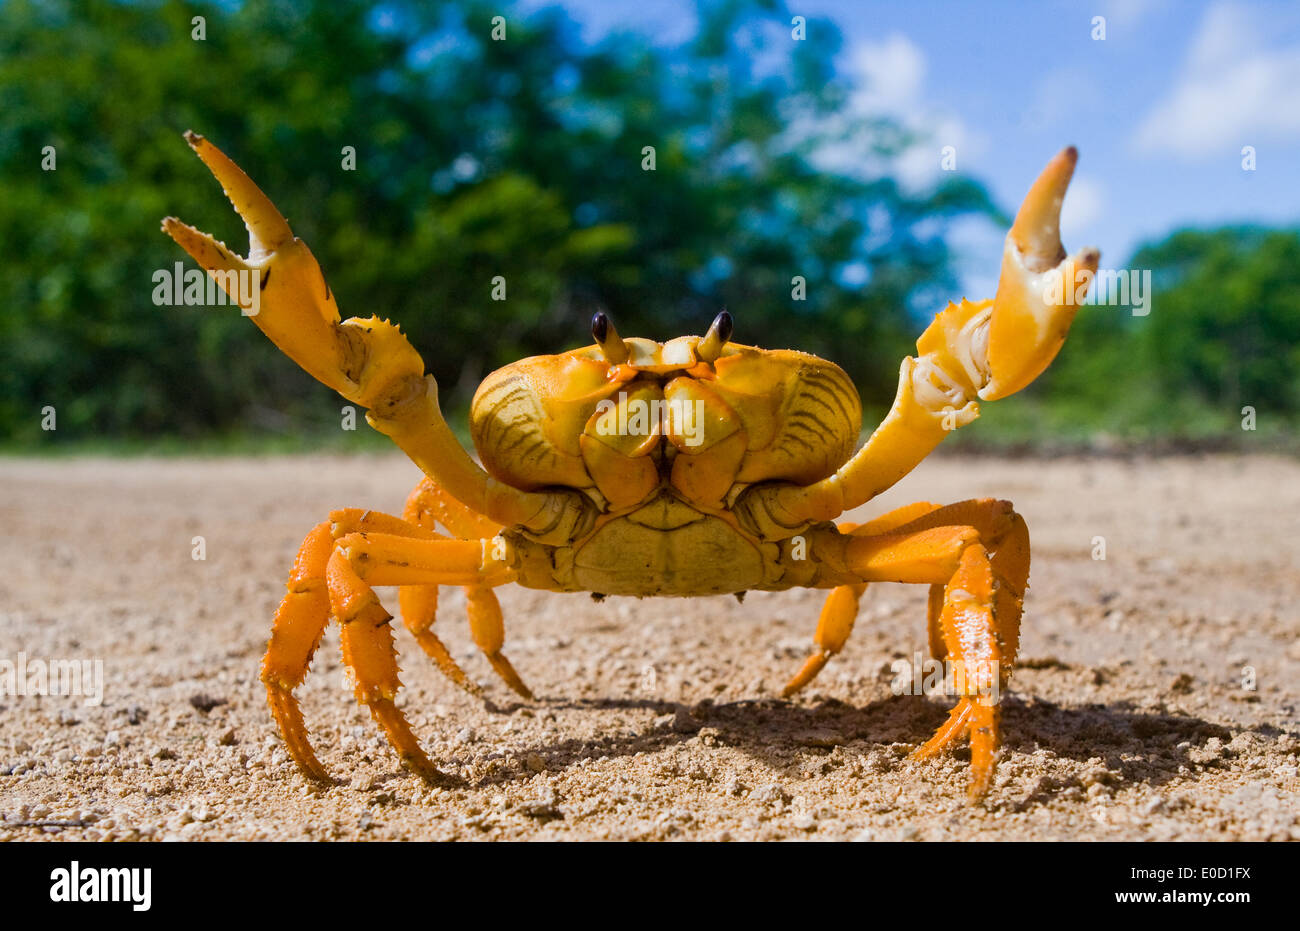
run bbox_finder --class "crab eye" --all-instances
[591,311,629,364]
[697,310,733,363]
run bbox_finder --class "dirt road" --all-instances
[1,453,1297,840]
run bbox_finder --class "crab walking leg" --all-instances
[405,476,503,539]
[335,532,516,588]
[466,587,534,700]
[783,502,942,697]
[327,549,448,782]
[328,531,524,758]
[737,148,1100,538]
[261,507,435,780]
[887,498,1030,671]
[398,480,489,696]
[261,522,335,782]
[782,584,868,697]
[330,506,444,540]
[262,507,450,781]
[336,531,523,693]
[927,585,948,661]
[908,543,1005,801]
[810,521,1011,798]
[395,583,477,693]
[161,133,583,541]
[398,479,531,698]
[825,525,984,584]
[337,531,524,688]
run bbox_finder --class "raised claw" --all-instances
[980,146,1100,401]
[161,131,356,398]
[162,131,589,540]
[181,130,293,258]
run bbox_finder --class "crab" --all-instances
[163,133,1097,800]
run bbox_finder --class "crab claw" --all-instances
[161,131,362,399]
[980,146,1099,401]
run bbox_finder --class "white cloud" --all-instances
[1060,175,1104,240]
[848,34,926,112]
[1101,0,1170,31]
[1134,2,1300,158]
[808,33,986,191]
[1028,68,1103,132]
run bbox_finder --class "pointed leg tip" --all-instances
[966,762,995,802]
[486,653,535,701]
[781,651,827,698]
[301,765,334,785]
[404,756,461,788]
[1060,144,1078,165]
[501,676,536,702]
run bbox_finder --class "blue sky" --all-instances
[516,0,1300,298]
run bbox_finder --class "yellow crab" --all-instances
[163,134,1097,799]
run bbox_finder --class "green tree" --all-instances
[0,0,995,445]
[1135,228,1300,417]
[985,226,1300,445]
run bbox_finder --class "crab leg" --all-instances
[784,498,1025,697]
[908,543,1003,801]
[334,532,516,588]
[782,583,867,697]
[263,507,475,782]
[399,478,533,699]
[466,586,534,700]
[261,521,335,782]
[329,547,450,783]
[323,531,526,771]
[162,133,587,543]
[262,508,437,782]
[901,499,1030,668]
[395,582,474,694]
[784,501,941,697]
[405,476,504,540]
[805,503,1029,799]
[398,480,476,695]
[738,148,1099,537]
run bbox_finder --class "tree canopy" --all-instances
[0,0,996,444]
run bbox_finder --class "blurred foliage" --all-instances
[966,226,1300,449]
[4,0,1294,454]
[0,0,997,446]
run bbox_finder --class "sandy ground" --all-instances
[1,452,1297,842]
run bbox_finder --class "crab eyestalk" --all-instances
[591,311,629,364]
[980,145,1100,400]
[696,310,733,363]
